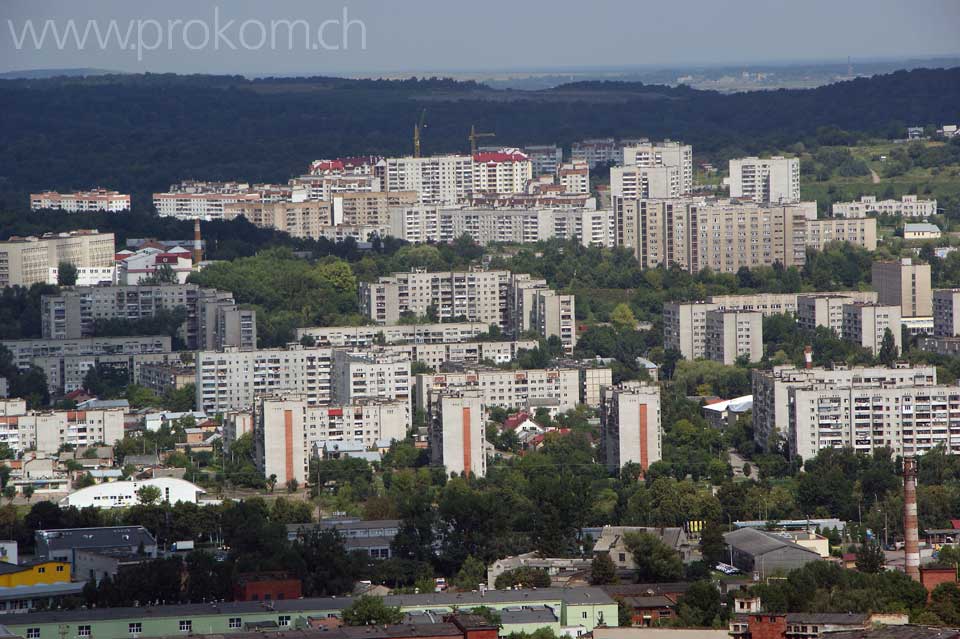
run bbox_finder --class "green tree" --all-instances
[22,485,34,502]
[454,555,487,591]
[136,485,162,505]
[2,486,15,502]
[854,541,886,573]
[342,595,404,626]
[610,303,637,331]
[469,606,502,628]
[590,552,617,585]
[57,261,78,286]
[930,582,960,626]
[494,567,551,590]
[677,580,722,627]
[286,478,299,494]
[623,532,683,582]
[878,328,898,366]
[699,521,728,566]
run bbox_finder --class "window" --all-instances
[57,565,64,572]
[129,623,142,635]
[179,621,192,633]
[38,567,46,573]
[229,619,242,629]
[618,553,626,563]
[582,612,588,619]
[279,616,291,627]
[27,630,40,639]
[78,626,91,637]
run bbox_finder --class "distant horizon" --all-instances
[3,52,960,82]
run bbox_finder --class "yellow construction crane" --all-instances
[413,109,427,158]
[468,125,495,155]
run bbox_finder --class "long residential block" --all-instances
[415,367,588,414]
[0,399,124,454]
[751,364,941,458]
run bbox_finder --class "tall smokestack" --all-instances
[804,345,813,369]
[193,218,203,266]
[903,457,920,582]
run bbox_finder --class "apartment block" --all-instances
[751,364,938,456]
[0,230,115,288]
[663,302,712,360]
[571,138,620,168]
[0,399,124,454]
[558,162,590,195]
[195,346,333,413]
[600,382,662,471]
[622,140,693,195]
[222,200,332,240]
[518,145,563,177]
[415,367,587,414]
[40,284,255,351]
[429,389,486,478]
[508,273,577,352]
[256,394,408,484]
[154,190,263,221]
[384,155,475,205]
[331,191,418,227]
[611,166,681,199]
[360,268,511,327]
[933,289,960,337]
[872,258,932,318]
[728,156,800,203]
[704,310,763,365]
[137,363,196,396]
[289,174,382,202]
[841,303,902,355]
[832,195,938,218]
[332,349,411,406]
[295,322,492,347]
[0,336,174,394]
[613,198,689,268]
[472,150,533,195]
[30,189,130,213]
[380,340,538,369]
[804,217,878,252]
[389,206,614,249]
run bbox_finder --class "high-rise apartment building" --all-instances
[872,258,932,318]
[331,191,418,228]
[804,217,878,252]
[472,151,533,195]
[30,189,130,213]
[384,155,475,205]
[704,310,763,365]
[571,138,619,168]
[933,289,960,337]
[429,389,486,478]
[751,364,939,457]
[621,140,693,195]
[518,145,563,177]
[728,156,800,204]
[611,166,681,199]
[796,292,879,334]
[841,303,902,355]
[359,268,511,327]
[332,349,411,406]
[509,273,577,352]
[663,302,712,360]
[255,394,408,485]
[195,346,334,413]
[40,284,256,351]
[557,162,590,195]
[0,230,115,288]
[600,382,662,471]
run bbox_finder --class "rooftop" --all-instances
[724,528,821,558]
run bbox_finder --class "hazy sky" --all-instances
[2,0,959,75]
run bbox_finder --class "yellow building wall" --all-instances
[0,561,71,587]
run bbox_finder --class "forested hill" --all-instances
[0,66,958,210]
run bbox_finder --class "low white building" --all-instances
[60,478,206,509]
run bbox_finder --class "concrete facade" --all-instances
[0,230,115,288]
[430,389,486,478]
[704,310,763,365]
[872,258,932,318]
[600,382,662,471]
[728,156,800,204]
[841,303,901,355]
